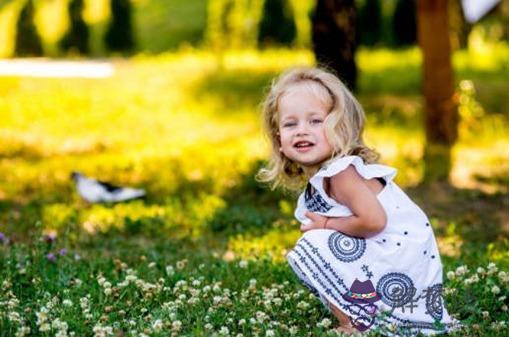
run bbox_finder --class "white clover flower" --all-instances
[265,329,275,337]
[104,288,112,296]
[117,281,128,288]
[297,301,310,310]
[39,323,50,332]
[289,326,298,335]
[8,311,21,323]
[236,334,244,337]
[176,259,187,270]
[15,326,31,337]
[63,299,73,307]
[317,318,332,328]
[239,260,248,268]
[172,320,182,331]
[148,262,156,268]
[126,275,137,282]
[498,271,508,283]
[165,265,175,276]
[481,311,490,318]
[455,266,468,277]
[491,286,501,294]
[446,271,455,280]
[152,319,163,331]
[501,305,508,312]
[444,287,457,295]
[487,262,498,275]
[205,323,213,330]
[249,279,257,287]
[219,326,230,335]
[97,276,106,286]
[238,319,246,326]
[477,267,486,275]
[103,282,111,289]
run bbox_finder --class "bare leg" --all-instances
[329,302,359,335]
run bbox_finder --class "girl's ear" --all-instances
[275,131,281,145]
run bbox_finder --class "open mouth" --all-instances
[294,141,314,149]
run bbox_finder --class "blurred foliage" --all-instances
[14,0,42,56]
[392,0,416,47]
[358,0,382,46]
[104,0,134,52]
[59,0,89,55]
[258,0,296,47]
[0,47,508,267]
[1,0,509,56]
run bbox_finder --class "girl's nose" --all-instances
[296,122,309,135]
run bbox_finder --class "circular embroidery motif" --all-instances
[376,272,415,308]
[328,232,366,262]
[425,283,443,320]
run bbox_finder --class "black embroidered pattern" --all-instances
[376,273,416,308]
[425,284,444,320]
[328,232,366,262]
[287,241,456,336]
[304,183,333,213]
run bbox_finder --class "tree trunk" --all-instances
[311,0,357,91]
[417,0,458,183]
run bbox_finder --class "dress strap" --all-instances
[310,155,397,186]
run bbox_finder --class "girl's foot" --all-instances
[334,324,360,335]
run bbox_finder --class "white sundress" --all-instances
[287,155,461,336]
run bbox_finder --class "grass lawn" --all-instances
[0,46,508,336]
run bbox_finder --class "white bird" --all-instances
[71,171,146,203]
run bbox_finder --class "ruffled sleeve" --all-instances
[294,155,397,225]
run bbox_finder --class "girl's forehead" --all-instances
[276,81,332,117]
[280,81,332,107]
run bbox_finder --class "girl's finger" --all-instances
[300,224,309,232]
[305,211,318,220]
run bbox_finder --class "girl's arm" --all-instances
[301,165,387,238]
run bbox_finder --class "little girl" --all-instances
[257,67,460,336]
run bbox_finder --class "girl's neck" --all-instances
[301,163,322,177]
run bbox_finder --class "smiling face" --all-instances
[277,81,333,169]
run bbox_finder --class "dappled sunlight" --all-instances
[227,225,301,262]
[1,48,508,257]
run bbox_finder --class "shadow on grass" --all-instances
[191,69,278,114]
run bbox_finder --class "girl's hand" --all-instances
[301,211,328,232]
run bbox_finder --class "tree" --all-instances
[60,0,89,54]
[417,0,458,183]
[15,0,43,57]
[358,0,382,46]
[393,0,417,46]
[258,0,297,47]
[105,0,135,52]
[448,0,471,49]
[311,0,358,91]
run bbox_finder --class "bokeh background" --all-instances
[0,1,508,336]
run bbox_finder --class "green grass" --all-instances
[0,47,508,335]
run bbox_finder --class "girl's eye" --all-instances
[282,122,296,128]
[310,119,323,124]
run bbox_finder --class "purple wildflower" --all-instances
[59,248,67,256]
[47,253,56,262]
[0,232,5,243]
[44,233,57,244]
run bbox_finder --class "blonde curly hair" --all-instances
[256,67,379,192]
